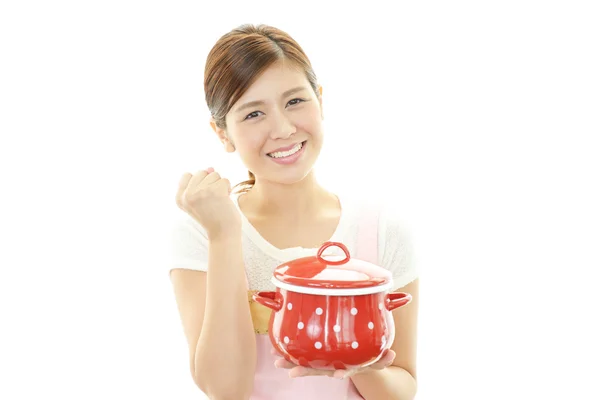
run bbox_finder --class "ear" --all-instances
[318,85,324,119]
[210,118,235,153]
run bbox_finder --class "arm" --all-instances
[170,234,256,400]
[351,279,419,400]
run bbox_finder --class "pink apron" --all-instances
[247,205,379,399]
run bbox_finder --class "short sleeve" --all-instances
[378,205,419,290]
[169,212,209,275]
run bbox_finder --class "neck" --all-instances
[239,170,334,219]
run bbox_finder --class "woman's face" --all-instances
[217,60,324,185]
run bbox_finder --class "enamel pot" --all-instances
[252,241,412,370]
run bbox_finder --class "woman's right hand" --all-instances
[176,167,242,240]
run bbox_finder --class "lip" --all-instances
[267,141,307,165]
[267,141,304,154]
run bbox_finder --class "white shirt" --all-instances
[169,194,418,292]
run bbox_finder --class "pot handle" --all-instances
[386,292,412,311]
[317,241,351,266]
[252,291,283,311]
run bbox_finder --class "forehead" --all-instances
[238,60,309,101]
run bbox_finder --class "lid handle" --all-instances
[317,242,351,266]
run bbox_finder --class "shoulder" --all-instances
[334,189,419,288]
[376,200,419,289]
[378,202,414,245]
[344,194,414,240]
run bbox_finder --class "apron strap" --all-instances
[356,202,380,265]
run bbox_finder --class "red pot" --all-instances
[252,241,412,370]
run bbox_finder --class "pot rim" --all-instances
[270,277,393,296]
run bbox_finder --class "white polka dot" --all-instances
[284,336,289,344]
[351,307,358,315]
[287,303,293,310]
[381,335,386,344]
[315,341,322,349]
[368,322,374,329]
[316,307,323,315]
[378,303,383,310]
[333,324,341,333]
[297,322,304,329]
[352,341,359,349]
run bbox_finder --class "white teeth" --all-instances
[268,142,303,158]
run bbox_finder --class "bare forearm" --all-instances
[351,366,417,400]
[195,235,256,399]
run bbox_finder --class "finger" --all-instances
[206,167,214,174]
[274,359,296,369]
[177,173,192,193]
[187,169,210,190]
[333,369,353,380]
[187,172,222,197]
[214,178,231,193]
[289,366,334,378]
[175,173,193,207]
[381,349,396,364]
[371,350,396,370]
[199,171,221,187]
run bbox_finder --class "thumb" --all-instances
[334,367,358,380]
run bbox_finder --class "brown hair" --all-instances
[204,24,320,193]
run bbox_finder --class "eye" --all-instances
[244,111,263,120]
[287,98,305,107]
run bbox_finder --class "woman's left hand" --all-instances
[272,348,396,379]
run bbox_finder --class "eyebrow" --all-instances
[233,86,308,113]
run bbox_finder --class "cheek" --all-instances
[295,107,323,137]
[232,128,266,155]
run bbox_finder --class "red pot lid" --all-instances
[272,242,392,295]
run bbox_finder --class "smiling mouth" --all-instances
[267,141,306,158]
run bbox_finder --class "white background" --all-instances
[1,1,599,399]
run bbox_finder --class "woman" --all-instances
[169,23,419,400]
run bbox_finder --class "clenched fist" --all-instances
[176,167,242,240]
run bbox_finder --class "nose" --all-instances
[269,110,296,140]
